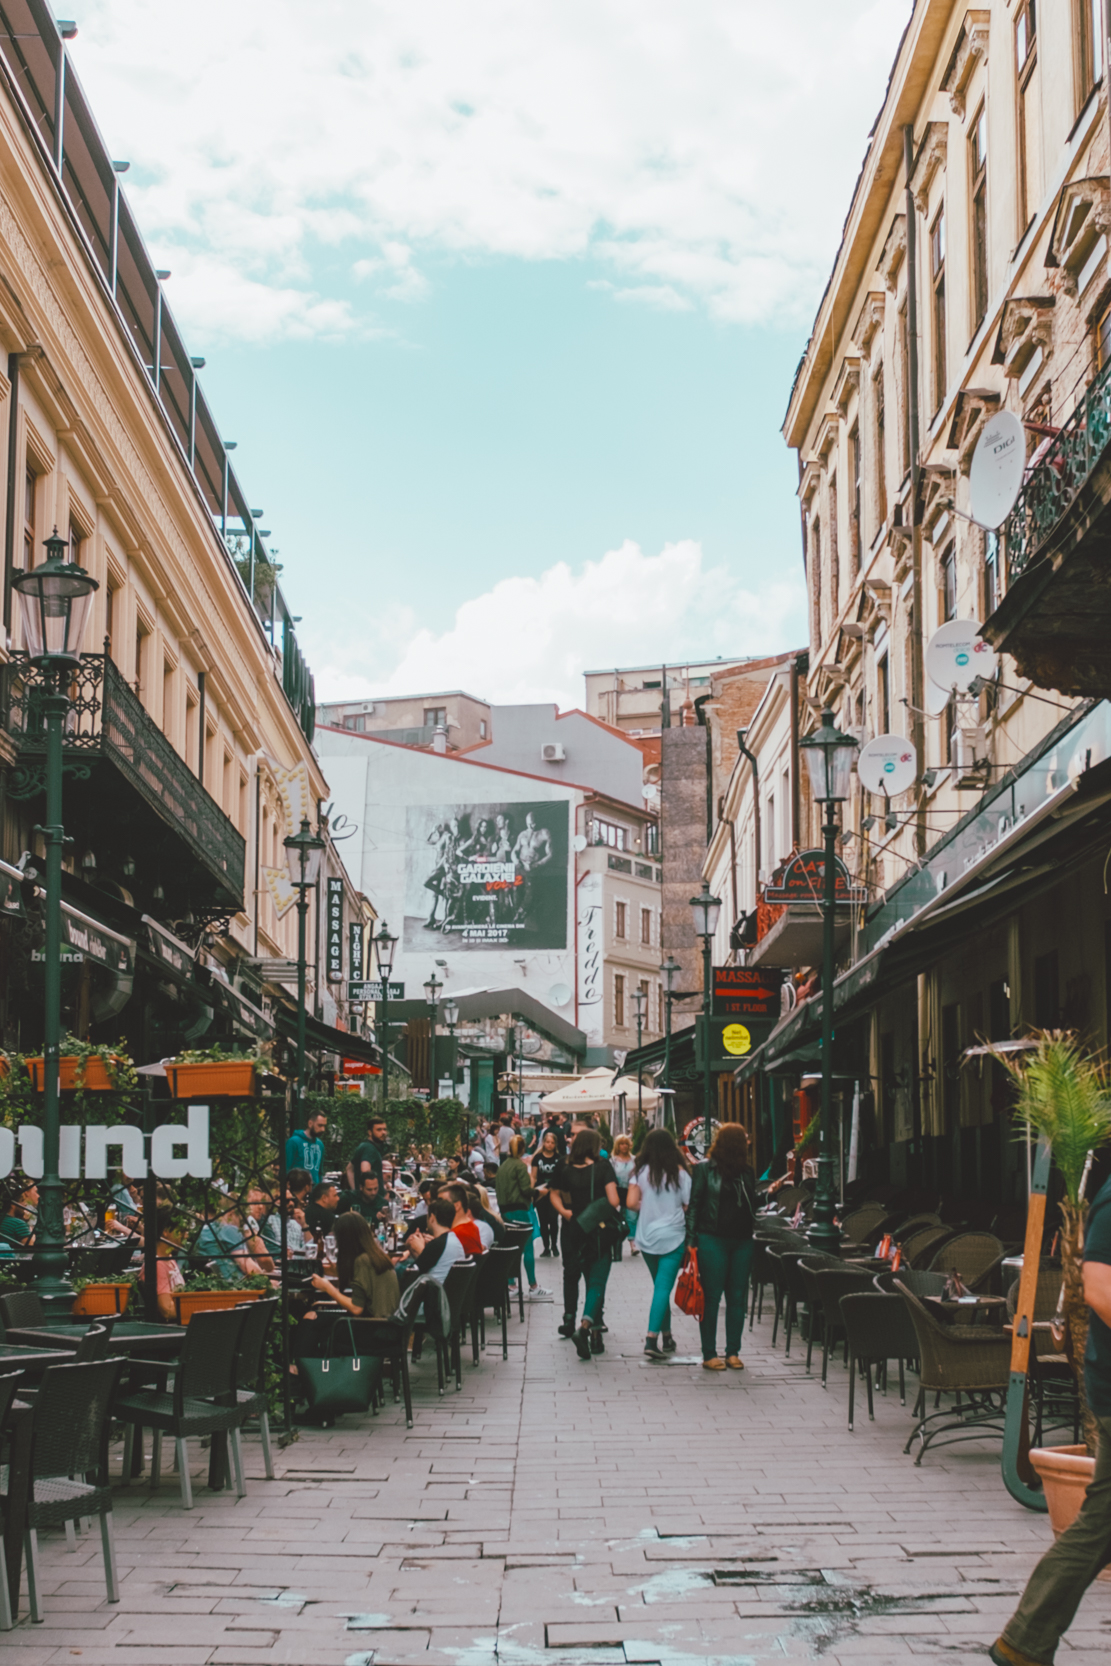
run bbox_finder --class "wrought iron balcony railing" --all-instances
[1004,354,1111,577]
[2,652,245,908]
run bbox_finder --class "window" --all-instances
[424,707,446,728]
[970,107,988,329]
[873,366,887,522]
[615,901,627,940]
[898,304,911,472]
[1098,300,1111,370]
[859,423,866,579]
[810,517,822,646]
[1034,949,1059,1029]
[614,973,626,1029]
[592,817,627,850]
[342,714,366,731]
[828,473,839,613]
[877,654,890,736]
[104,578,117,659]
[162,658,175,739]
[930,208,947,409]
[1078,0,1105,103]
[186,689,198,774]
[1016,2,1039,231]
[767,792,776,863]
[984,530,1003,617]
[68,519,84,568]
[479,719,487,738]
[23,467,35,567]
[640,907,652,946]
[135,620,147,699]
[939,544,956,622]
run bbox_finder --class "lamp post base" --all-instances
[806,1153,841,1254]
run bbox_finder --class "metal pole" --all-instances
[296,849,308,1110]
[636,1006,643,1125]
[664,991,672,1093]
[380,983,389,1109]
[428,1003,436,1100]
[807,808,841,1252]
[277,1083,292,1437]
[702,936,713,1133]
[32,668,72,1312]
[142,1087,158,1323]
[448,1023,457,1096]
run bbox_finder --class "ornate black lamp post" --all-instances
[12,529,98,1314]
[798,709,859,1253]
[689,882,723,1134]
[374,921,397,1106]
[631,985,647,1129]
[423,971,443,1098]
[659,954,680,1095]
[283,818,325,1108]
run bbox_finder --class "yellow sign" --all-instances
[722,1023,752,1057]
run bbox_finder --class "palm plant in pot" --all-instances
[995,1031,1111,1536]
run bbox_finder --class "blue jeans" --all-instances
[696,1233,754,1360]
[502,1208,539,1284]
[640,1243,685,1335]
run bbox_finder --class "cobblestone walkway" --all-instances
[9,1254,1111,1663]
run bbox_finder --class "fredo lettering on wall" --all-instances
[0,1105,212,1181]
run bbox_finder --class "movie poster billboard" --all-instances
[404,801,569,951]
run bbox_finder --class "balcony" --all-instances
[2,652,245,912]
[983,354,1111,695]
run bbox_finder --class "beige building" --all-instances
[583,658,748,736]
[317,692,492,751]
[772,0,1111,1203]
[578,794,663,1060]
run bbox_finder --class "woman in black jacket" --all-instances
[686,1124,757,1371]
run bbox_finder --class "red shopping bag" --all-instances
[675,1247,704,1321]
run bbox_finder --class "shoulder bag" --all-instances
[576,1163,629,1252]
[296,1316,377,1417]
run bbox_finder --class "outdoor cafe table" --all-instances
[924,1294,1008,1326]
[4,1320,185,1354]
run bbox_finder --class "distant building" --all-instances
[583,657,752,736]
[463,703,646,810]
[317,692,491,751]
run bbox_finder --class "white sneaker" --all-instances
[528,1286,554,1301]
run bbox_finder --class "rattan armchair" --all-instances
[895,1280,1010,1463]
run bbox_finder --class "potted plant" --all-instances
[173,1270,270,1325]
[71,1271,137,1318]
[994,1031,1111,1531]
[164,1045,267,1100]
[24,1036,135,1094]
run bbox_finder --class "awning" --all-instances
[274,1005,381,1067]
[58,900,135,976]
[141,915,195,976]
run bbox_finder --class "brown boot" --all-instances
[989,1638,1051,1666]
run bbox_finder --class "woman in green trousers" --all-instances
[685,1123,757,1371]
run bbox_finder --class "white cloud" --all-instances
[311,539,806,709]
[70,0,913,342]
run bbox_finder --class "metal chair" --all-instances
[353,1277,447,1430]
[438,1260,479,1392]
[1,1357,125,1622]
[115,1305,249,1509]
[839,1291,919,1432]
[501,1225,533,1320]
[0,1368,25,1629]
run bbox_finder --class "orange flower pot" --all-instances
[25,1056,116,1091]
[1029,1445,1111,1579]
[72,1282,132,1317]
[164,1061,257,1099]
[173,1288,263,1325]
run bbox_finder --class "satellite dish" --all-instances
[969,409,1025,528]
[926,620,998,695]
[572,834,588,853]
[858,734,917,796]
[926,677,951,717]
[548,981,572,1008]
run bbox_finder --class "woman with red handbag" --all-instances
[685,1125,757,1371]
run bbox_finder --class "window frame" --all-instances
[1016,1,1038,233]
[969,105,988,330]
[615,900,627,940]
[614,972,626,1029]
[930,206,947,411]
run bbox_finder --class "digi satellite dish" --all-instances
[548,982,572,1009]
[858,735,917,796]
[926,620,998,696]
[969,409,1026,529]
[572,834,588,853]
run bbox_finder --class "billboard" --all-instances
[404,801,569,951]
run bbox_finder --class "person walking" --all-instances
[686,1123,757,1372]
[285,1109,327,1186]
[990,1168,1111,1666]
[532,1130,562,1257]
[495,1136,551,1301]
[550,1128,620,1360]
[611,1135,638,1258]
[627,1128,691,1360]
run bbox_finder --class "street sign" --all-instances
[711,966,782,1021]
[764,850,862,904]
[348,980,405,1002]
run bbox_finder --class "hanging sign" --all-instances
[763,850,859,904]
[722,1023,752,1056]
[349,920,366,984]
[348,980,405,1002]
[711,967,782,1020]
[342,1058,381,1077]
[326,876,344,983]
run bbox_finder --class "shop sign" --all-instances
[31,904,134,975]
[326,877,344,983]
[711,966,781,1020]
[342,1058,380,1076]
[721,1023,752,1056]
[763,849,860,904]
[349,921,366,984]
[142,915,194,975]
[0,1105,211,1181]
[348,980,405,1002]
[695,1015,775,1070]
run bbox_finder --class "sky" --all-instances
[69,0,914,708]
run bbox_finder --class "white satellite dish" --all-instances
[548,982,572,1009]
[926,620,998,696]
[969,409,1026,529]
[572,834,588,853]
[858,734,917,796]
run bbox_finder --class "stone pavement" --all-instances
[8,1252,1111,1664]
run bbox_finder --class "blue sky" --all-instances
[71,0,913,705]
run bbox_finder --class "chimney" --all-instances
[432,723,448,754]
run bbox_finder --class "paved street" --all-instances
[10,1258,1111,1664]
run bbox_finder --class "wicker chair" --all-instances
[0,1290,43,1330]
[895,1280,1011,1463]
[893,1212,942,1241]
[1,1357,125,1622]
[928,1231,1006,1291]
[796,1255,851,1372]
[809,1267,878,1386]
[839,1292,920,1432]
[905,1226,956,1268]
[839,1204,890,1247]
[874,1268,947,1300]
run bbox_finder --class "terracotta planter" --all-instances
[72,1282,132,1317]
[25,1055,116,1091]
[164,1060,257,1099]
[1029,1445,1111,1580]
[173,1288,263,1325]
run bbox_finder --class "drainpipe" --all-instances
[903,123,926,857]
[736,728,760,901]
[790,655,803,850]
[196,672,206,788]
[694,694,712,844]
[3,351,19,634]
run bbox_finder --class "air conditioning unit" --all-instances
[541,743,566,762]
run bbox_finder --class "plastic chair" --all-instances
[472,1247,518,1362]
[895,1280,1011,1463]
[1,1357,125,1622]
[0,1369,25,1629]
[839,1291,919,1432]
[115,1305,249,1509]
[0,1290,43,1329]
[229,1298,279,1481]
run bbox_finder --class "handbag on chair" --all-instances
[296,1317,377,1417]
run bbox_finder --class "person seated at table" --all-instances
[106,1176,142,1235]
[153,1205,190,1321]
[338,1170,390,1227]
[195,1198,266,1284]
[0,1177,37,1255]
[438,1182,495,1256]
[399,1197,467,1284]
[304,1180,340,1238]
[405,1179,438,1232]
[309,1212,400,1318]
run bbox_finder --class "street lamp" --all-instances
[423,972,443,1098]
[631,985,647,1130]
[689,881,723,1138]
[12,528,98,1313]
[374,921,398,1107]
[798,708,859,1253]
[659,954,681,1094]
[284,817,326,1109]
